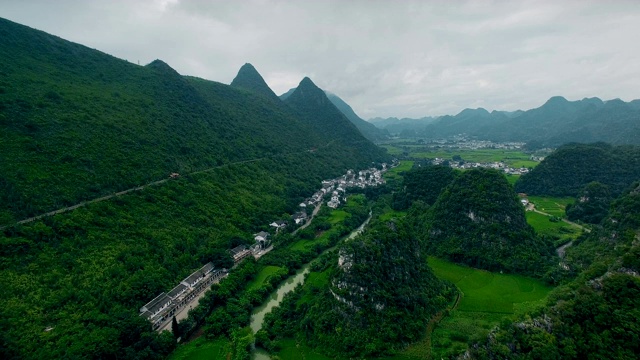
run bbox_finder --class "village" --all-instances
[139,162,394,332]
[430,157,531,175]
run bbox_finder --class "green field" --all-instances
[408,149,536,167]
[168,338,230,360]
[247,266,285,291]
[383,160,414,182]
[425,257,552,359]
[527,196,574,217]
[505,174,520,186]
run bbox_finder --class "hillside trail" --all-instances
[3,141,339,229]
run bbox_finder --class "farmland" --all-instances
[426,257,552,359]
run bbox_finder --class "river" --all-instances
[250,213,372,360]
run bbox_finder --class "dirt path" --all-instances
[423,290,462,359]
[529,204,589,258]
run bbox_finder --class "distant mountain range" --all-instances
[370,97,640,148]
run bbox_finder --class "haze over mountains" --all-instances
[370,96,640,147]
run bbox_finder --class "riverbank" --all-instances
[167,195,371,360]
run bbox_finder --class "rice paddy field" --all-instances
[425,257,552,359]
[527,196,574,217]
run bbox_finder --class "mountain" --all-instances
[425,168,555,275]
[283,77,387,162]
[300,219,451,357]
[323,92,390,142]
[368,116,439,136]
[230,63,280,102]
[395,96,640,147]
[515,143,640,197]
[467,183,640,359]
[280,88,390,142]
[0,17,388,360]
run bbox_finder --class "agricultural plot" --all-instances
[383,160,414,182]
[409,149,536,167]
[527,196,574,217]
[426,257,552,359]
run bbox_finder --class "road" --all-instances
[293,202,322,234]
[3,140,340,229]
[528,204,589,258]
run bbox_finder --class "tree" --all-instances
[171,316,181,339]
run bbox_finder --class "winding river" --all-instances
[250,213,372,360]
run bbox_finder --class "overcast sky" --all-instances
[2,0,640,118]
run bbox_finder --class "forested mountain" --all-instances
[284,78,388,160]
[374,96,640,147]
[0,17,388,359]
[324,92,390,142]
[468,182,640,359]
[515,143,640,197]
[229,63,281,102]
[425,168,555,275]
[280,87,389,142]
[259,218,453,358]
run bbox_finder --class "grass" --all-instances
[408,149,536,167]
[168,338,230,360]
[527,196,574,217]
[505,174,520,186]
[328,210,349,224]
[378,209,407,222]
[247,266,285,291]
[383,160,414,182]
[274,339,333,360]
[424,257,552,359]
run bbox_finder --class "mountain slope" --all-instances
[324,92,389,142]
[426,168,554,275]
[0,17,389,360]
[283,77,388,163]
[0,17,388,225]
[515,143,640,197]
[281,88,389,142]
[230,63,281,102]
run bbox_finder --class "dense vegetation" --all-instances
[0,17,389,360]
[391,165,458,209]
[0,17,386,225]
[258,216,453,358]
[466,182,640,359]
[425,168,555,275]
[515,143,640,197]
[565,181,612,224]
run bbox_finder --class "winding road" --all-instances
[3,141,339,229]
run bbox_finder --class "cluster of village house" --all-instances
[140,162,393,330]
[431,158,531,175]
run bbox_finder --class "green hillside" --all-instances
[0,17,387,225]
[467,183,640,359]
[425,168,555,275]
[515,142,640,197]
[0,17,388,360]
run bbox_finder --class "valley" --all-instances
[1,12,639,360]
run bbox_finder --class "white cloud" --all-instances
[1,0,639,118]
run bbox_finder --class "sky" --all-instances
[2,0,640,119]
